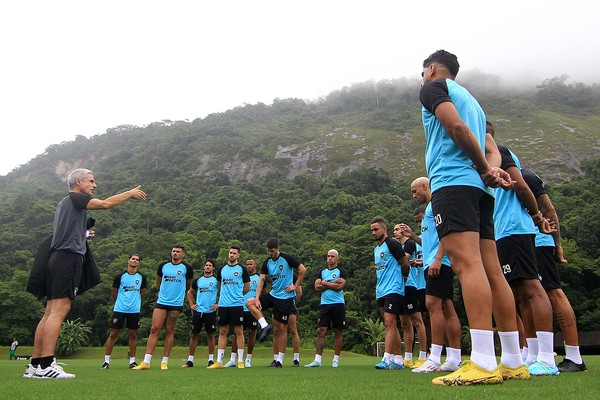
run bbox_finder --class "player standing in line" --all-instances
[182,259,219,368]
[133,244,193,370]
[208,245,250,369]
[370,218,410,370]
[102,254,147,369]
[419,50,521,386]
[305,249,347,368]
[522,168,587,372]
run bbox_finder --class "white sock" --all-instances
[258,317,268,329]
[536,331,556,366]
[333,355,340,362]
[521,347,528,362]
[230,353,237,362]
[161,357,168,364]
[525,338,539,364]
[129,357,136,364]
[187,355,194,362]
[404,352,413,362]
[237,349,244,362]
[565,345,582,364]
[383,352,391,363]
[446,347,461,366]
[246,354,252,361]
[498,331,523,368]
[293,353,300,362]
[429,344,443,365]
[393,354,403,365]
[208,354,214,361]
[217,349,225,363]
[419,351,428,360]
[315,354,322,363]
[143,354,152,364]
[277,352,285,363]
[470,329,497,371]
[104,355,110,363]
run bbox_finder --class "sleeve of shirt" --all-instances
[140,273,148,289]
[260,260,269,275]
[419,79,451,114]
[215,267,222,282]
[242,266,250,282]
[192,278,199,290]
[68,192,93,210]
[156,262,166,277]
[282,253,301,270]
[112,272,122,289]
[185,263,194,279]
[386,237,406,261]
[522,169,546,198]
[338,267,348,280]
[497,144,517,170]
[403,239,416,255]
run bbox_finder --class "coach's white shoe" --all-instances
[33,363,75,379]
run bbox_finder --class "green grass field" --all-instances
[2,347,599,400]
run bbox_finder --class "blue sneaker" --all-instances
[388,362,405,370]
[304,360,322,368]
[527,360,560,376]
[375,360,389,370]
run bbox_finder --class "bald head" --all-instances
[411,177,430,204]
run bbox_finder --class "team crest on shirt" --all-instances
[234,272,239,277]
[177,270,182,275]
[278,265,283,270]
[135,280,140,284]
[380,251,385,259]
[332,274,337,279]
[209,282,214,286]
[252,279,257,285]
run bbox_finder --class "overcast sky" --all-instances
[1,0,598,176]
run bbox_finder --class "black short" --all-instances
[217,306,244,327]
[431,186,495,240]
[317,303,346,330]
[110,312,141,330]
[426,265,455,300]
[536,246,562,290]
[243,311,257,330]
[376,293,405,316]
[416,289,427,312]
[258,293,295,324]
[47,250,84,300]
[191,311,217,334]
[402,286,422,315]
[497,234,539,283]
[155,304,183,312]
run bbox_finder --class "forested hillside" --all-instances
[1,73,599,354]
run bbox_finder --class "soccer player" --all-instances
[208,245,250,369]
[182,258,219,368]
[133,244,194,370]
[393,223,427,368]
[305,249,347,368]
[419,50,520,385]
[488,122,558,376]
[101,254,147,369]
[370,218,410,370]
[522,168,587,372]
[246,237,306,368]
[400,177,462,374]
[24,168,146,379]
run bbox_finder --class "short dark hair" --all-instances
[230,244,241,253]
[370,218,387,228]
[204,258,216,268]
[129,253,141,260]
[413,207,425,216]
[173,244,185,252]
[423,50,460,77]
[486,120,495,137]
[266,237,280,249]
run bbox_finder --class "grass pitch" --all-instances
[3,347,599,400]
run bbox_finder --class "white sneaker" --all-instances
[244,359,252,368]
[332,361,339,368]
[223,360,236,368]
[412,359,441,373]
[22,364,36,378]
[33,363,76,379]
[438,360,460,372]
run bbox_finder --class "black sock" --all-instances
[31,357,41,367]
[40,356,54,369]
